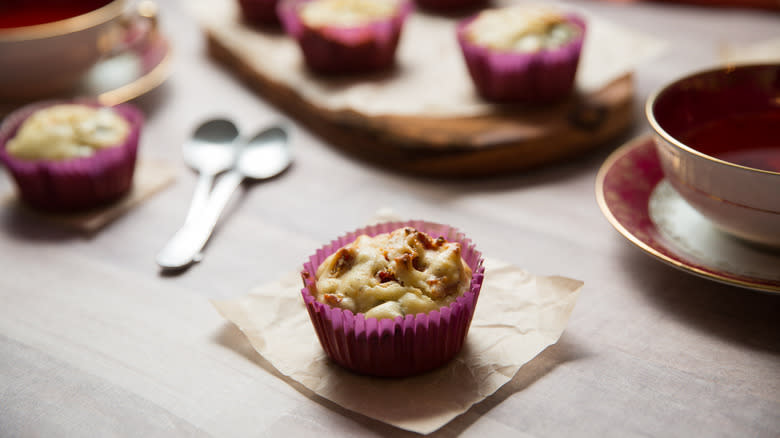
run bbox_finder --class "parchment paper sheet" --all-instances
[212,258,582,434]
[2,159,176,232]
[188,0,665,117]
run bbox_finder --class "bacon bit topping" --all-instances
[427,276,454,299]
[426,278,442,298]
[330,247,354,277]
[410,229,447,251]
[323,294,343,305]
[377,270,396,283]
[411,253,424,271]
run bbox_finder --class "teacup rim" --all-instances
[0,0,125,42]
[645,62,780,177]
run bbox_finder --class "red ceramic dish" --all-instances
[596,135,780,294]
[300,220,485,377]
[0,100,143,212]
[647,64,780,247]
[456,10,586,103]
[277,0,412,74]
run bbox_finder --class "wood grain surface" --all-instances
[207,32,634,177]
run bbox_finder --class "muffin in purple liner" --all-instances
[0,100,143,212]
[238,0,281,26]
[457,5,586,103]
[301,220,485,377]
[277,0,413,74]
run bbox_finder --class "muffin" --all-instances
[301,221,485,377]
[238,0,281,26]
[457,5,586,103]
[277,0,413,74]
[0,100,143,212]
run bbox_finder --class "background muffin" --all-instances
[278,0,413,74]
[0,100,143,212]
[301,220,485,377]
[457,5,586,102]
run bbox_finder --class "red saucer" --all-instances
[595,135,780,294]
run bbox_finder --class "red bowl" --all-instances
[647,64,780,247]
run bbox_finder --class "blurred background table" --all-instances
[1,1,778,436]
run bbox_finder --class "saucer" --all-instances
[81,31,172,106]
[0,31,171,114]
[595,135,780,294]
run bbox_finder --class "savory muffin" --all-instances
[0,100,143,212]
[314,227,473,319]
[299,0,399,27]
[465,6,581,53]
[301,221,485,377]
[277,0,412,74]
[457,5,586,102]
[6,104,130,161]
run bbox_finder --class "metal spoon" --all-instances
[182,118,240,224]
[156,125,292,270]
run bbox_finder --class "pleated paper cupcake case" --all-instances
[301,220,485,377]
[0,100,143,212]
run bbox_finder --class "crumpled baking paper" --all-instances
[211,257,582,434]
[2,159,175,232]
[188,0,665,117]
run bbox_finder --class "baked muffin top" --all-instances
[6,104,130,161]
[466,6,579,53]
[300,0,400,28]
[315,227,473,320]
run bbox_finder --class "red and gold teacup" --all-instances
[0,0,156,101]
[647,64,780,247]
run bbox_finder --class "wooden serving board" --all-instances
[206,30,634,177]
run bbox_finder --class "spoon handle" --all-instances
[156,170,244,270]
[184,172,215,224]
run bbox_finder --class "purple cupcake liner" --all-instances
[0,99,143,212]
[301,220,485,377]
[457,13,586,103]
[277,0,413,74]
[239,0,281,26]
